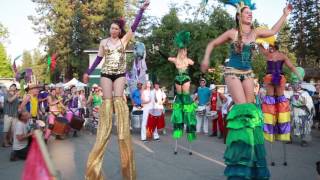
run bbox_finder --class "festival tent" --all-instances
[55,82,64,88]
[300,82,316,92]
[63,78,87,87]
[48,83,55,88]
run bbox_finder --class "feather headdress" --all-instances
[218,0,256,11]
[256,27,276,46]
[174,31,191,49]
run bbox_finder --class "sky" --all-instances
[0,0,287,64]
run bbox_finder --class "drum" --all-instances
[132,110,143,115]
[146,109,165,138]
[196,106,206,116]
[35,120,46,133]
[36,120,46,128]
[70,115,85,130]
[206,111,218,120]
[65,111,73,123]
[52,117,69,135]
[89,107,98,119]
[81,108,90,118]
[131,110,143,129]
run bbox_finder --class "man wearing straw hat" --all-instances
[19,80,40,123]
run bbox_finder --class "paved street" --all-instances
[1,116,320,180]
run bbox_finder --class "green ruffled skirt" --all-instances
[224,103,270,180]
[171,93,197,142]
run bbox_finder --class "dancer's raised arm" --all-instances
[256,5,291,38]
[201,30,233,71]
[284,55,303,81]
[122,0,150,46]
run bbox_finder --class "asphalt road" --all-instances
[0,117,320,180]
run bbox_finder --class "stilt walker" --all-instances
[161,31,197,155]
[257,36,303,166]
[202,0,292,179]
[83,1,150,179]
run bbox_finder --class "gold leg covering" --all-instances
[113,96,136,180]
[85,99,113,180]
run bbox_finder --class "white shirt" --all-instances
[222,95,233,115]
[13,121,28,150]
[142,89,154,109]
[153,89,166,110]
[284,90,293,100]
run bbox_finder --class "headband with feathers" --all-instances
[203,0,256,11]
[219,0,256,11]
[174,31,191,49]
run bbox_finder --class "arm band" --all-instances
[159,50,169,59]
[86,56,103,75]
[131,8,145,32]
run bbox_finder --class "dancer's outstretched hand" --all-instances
[201,60,209,73]
[83,73,89,84]
[141,0,150,10]
[283,4,292,16]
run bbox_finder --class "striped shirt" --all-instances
[4,93,19,117]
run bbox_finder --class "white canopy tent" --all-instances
[63,78,87,88]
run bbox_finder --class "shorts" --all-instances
[174,73,191,85]
[3,115,17,133]
[224,67,254,81]
[263,74,286,86]
[101,73,126,82]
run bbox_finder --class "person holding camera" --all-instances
[3,84,19,147]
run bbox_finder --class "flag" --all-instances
[50,53,57,72]
[14,55,22,61]
[202,0,208,4]
[13,60,17,73]
[47,55,51,73]
[46,55,52,83]
[22,130,57,180]
[12,55,21,73]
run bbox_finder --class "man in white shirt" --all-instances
[148,82,166,138]
[153,82,166,111]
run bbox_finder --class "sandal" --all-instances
[2,143,11,148]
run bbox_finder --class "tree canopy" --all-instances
[0,23,13,78]
[26,1,319,85]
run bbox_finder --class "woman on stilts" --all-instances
[202,0,292,179]
[161,31,197,155]
[257,39,302,166]
[82,1,150,179]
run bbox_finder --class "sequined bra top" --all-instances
[227,42,256,70]
[101,40,126,75]
[176,68,189,75]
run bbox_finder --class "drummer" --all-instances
[153,82,166,112]
[209,84,226,138]
[131,82,143,110]
[66,85,81,137]
[141,81,160,142]
[44,87,66,142]
[193,78,211,134]
[153,81,167,133]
